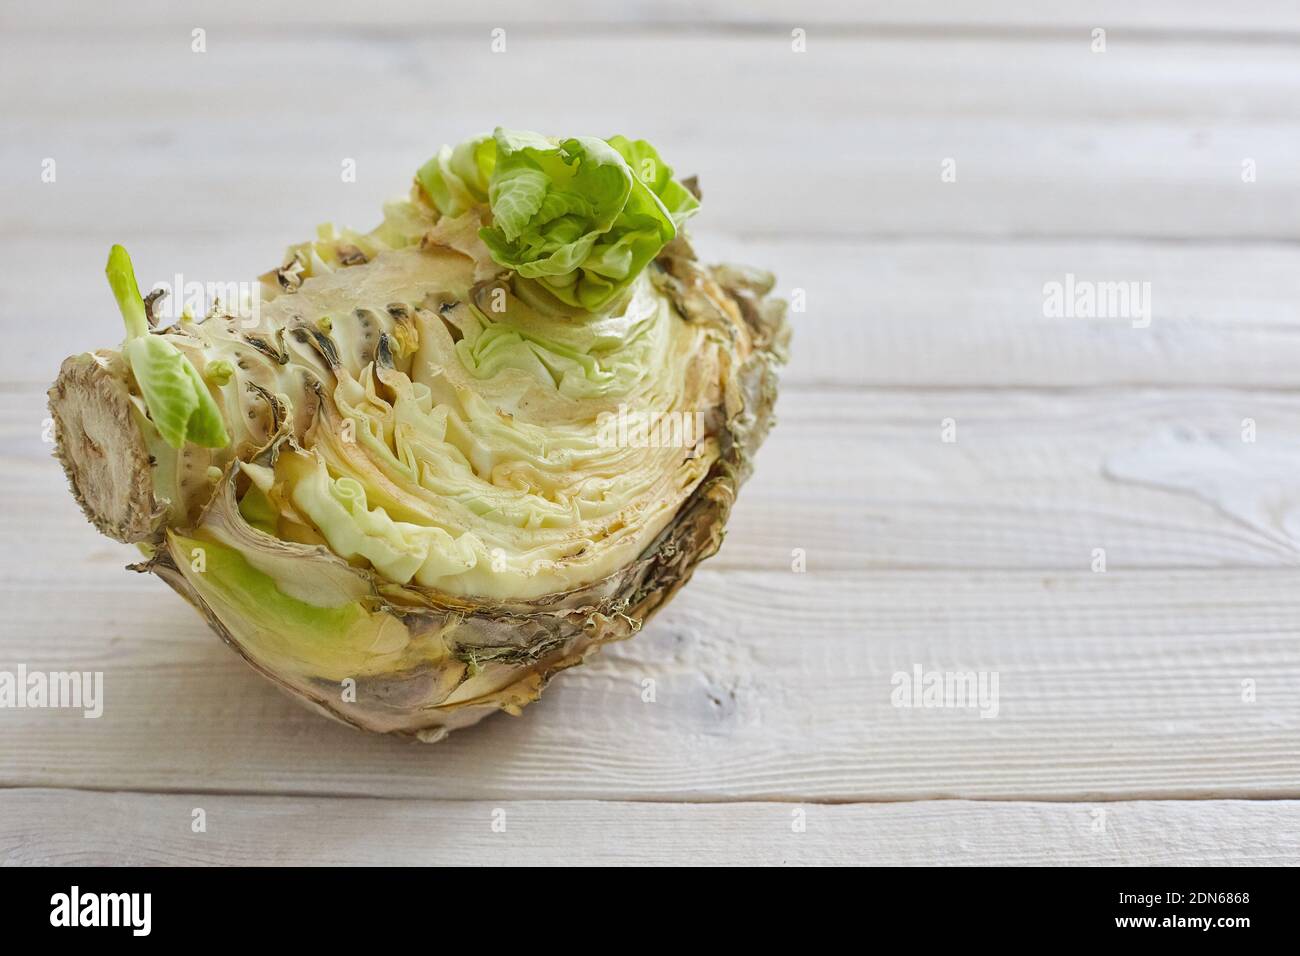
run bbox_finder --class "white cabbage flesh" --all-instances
[153,238,728,600]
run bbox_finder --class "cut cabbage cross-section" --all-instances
[48,129,789,740]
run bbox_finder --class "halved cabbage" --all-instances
[48,130,788,740]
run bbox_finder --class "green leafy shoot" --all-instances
[106,243,150,340]
[106,244,230,450]
[420,130,700,312]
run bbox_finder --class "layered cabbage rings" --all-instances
[50,129,788,738]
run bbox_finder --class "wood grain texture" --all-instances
[8,387,1300,577]
[1,569,1297,802]
[5,0,1299,36]
[2,0,1299,866]
[6,236,1300,390]
[2,791,1296,866]
[3,32,1299,247]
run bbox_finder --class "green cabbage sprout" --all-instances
[419,129,699,310]
[107,245,229,450]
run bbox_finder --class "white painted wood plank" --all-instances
[8,387,1300,577]
[3,0,1298,836]
[3,34,1298,243]
[6,237,1300,389]
[1,568,1297,802]
[5,0,1298,36]
[3,791,1296,866]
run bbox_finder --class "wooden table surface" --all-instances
[3,1,1299,865]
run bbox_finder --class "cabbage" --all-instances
[420,129,699,311]
[48,130,787,740]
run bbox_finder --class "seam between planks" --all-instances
[3,22,1300,46]
[2,783,1298,805]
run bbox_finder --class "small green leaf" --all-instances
[105,244,149,340]
[606,135,700,225]
[490,165,550,241]
[124,329,230,450]
[417,135,494,218]
[107,244,230,450]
